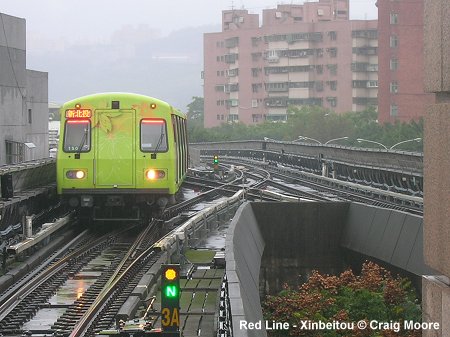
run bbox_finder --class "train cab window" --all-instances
[63,120,91,152]
[140,119,168,152]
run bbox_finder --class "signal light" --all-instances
[161,264,180,333]
[165,268,177,281]
[213,155,219,164]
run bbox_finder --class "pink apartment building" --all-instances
[376,0,435,123]
[204,0,378,128]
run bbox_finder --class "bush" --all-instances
[263,261,421,336]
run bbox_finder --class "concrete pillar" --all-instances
[321,162,328,177]
[423,1,450,335]
[24,216,32,238]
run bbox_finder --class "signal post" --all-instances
[160,264,181,337]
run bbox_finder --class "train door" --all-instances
[172,115,179,184]
[95,110,135,187]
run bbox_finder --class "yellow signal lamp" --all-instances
[164,268,177,281]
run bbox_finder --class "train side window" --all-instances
[63,120,91,152]
[141,119,168,152]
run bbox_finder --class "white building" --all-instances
[0,13,48,165]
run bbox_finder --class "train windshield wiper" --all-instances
[75,127,88,159]
[153,124,165,155]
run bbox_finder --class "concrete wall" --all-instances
[252,202,349,293]
[190,140,423,175]
[226,202,266,337]
[227,201,433,336]
[25,70,49,160]
[0,13,26,166]
[341,202,435,276]
[423,1,450,334]
[0,13,48,165]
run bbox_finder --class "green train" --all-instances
[56,93,188,221]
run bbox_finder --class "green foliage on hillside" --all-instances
[186,98,423,152]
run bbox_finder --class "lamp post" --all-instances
[356,138,388,150]
[389,138,422,150]
[296,136,322,144]
[324,136,349,145]
[263,137,277,142]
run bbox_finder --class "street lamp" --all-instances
[296,136,322,144]
[263,137,277,142]
[324,136,349,145]
[389,138,422,150]
[356,138,388,150]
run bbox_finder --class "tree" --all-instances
[263,262,421,337]
[186,96,204,123]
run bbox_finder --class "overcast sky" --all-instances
[1,0,377,108]
[2,0,377,46]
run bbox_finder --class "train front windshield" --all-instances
[141,119,168,152]
[63,120,91,152]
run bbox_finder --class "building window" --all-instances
[390,35,398,48]
[316,65,323,74]
[251,99,258,108]
[228,114,239,122]
[327,97,337,107]
[28,109,32,124]
[328,31,337,40]
[328,47,337,57]
[5,140,25,164]
[390,58,398,71]
[390,104,398,116]
[390,13,398,24]
[327,64,337,75]
[252,83,262,93]
[251,68,260,77]
[252,114,262,122]
[329,81,337,90]
[390,81,398,93]
[217,114,220,120]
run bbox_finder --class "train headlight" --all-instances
[145,169,166,180]
[66,170,87,179]
[146,169,156,180]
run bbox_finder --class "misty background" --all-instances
[29,24,212,111]
[2,0,377,111]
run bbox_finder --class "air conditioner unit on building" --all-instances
[317,9,324,16]
[275,11,282,18]
[239,17,244,23]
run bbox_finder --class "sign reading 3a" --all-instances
[161,264,180,336]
